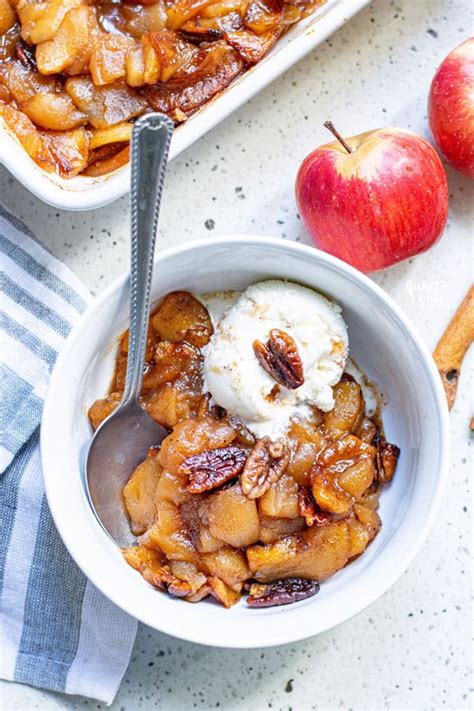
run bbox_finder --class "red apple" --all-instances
[295,124,449,273]
[429,38,474,179]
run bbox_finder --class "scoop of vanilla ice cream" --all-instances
[203,280,348,439]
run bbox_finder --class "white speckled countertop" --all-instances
[1,1,473,709]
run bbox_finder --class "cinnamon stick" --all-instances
[433,285,474,410]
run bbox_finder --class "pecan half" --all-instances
[375,437,400,483]
[180,446,247,493]
[241,436,290,499]
[253,329,304,390]
[247,578,320,607]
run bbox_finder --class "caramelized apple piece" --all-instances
[89,122,132,150]
[348,504,381,557]
[125,35,160,86]
[152,291,213,348]
[148,29,200,82]
[286,419,327,487]
[324,375,365,437]
[259,473,300,519]
[0,101,50,168]
[122,545,167,587]
[138,340,201,392]
[180,497,224,552]
[201,547,250,590]
[166,0,216,30]
[244,0,283,34]
[168,560,207,596]
[139,499,199,563]
[88,392,122,430]
[259,514,305,544]
[90,31,135,85]
[311,435,376,515]
[0,59,53,104]
[338,456,375,497]
[207,483,260,547]
[251,502,381,583]
[155,468,191,507]
[21,91,87,130]
[65,77,148,129]
[357,491,380,511]
[123,546,197,597]
[0,83,11,102]
[35,6,97,75]
[0,59,47,106]
[225,27,281,64]
[123,452,162,535]
[18,0,86,44]
[140,340,204,426]
[84,145,130,177]
[143,384,194,429]
[0,90,88,176]
[157,416,236,472]
[125,44,146,87]
[224,0,284,63]
[121,320,158,361]
[41,128,89,177]
[0,59,87,129]
[0,0,16,34]
[356,416,377,444]
[208,576,241,607]
[122,2,167,38]
[200,0,244,19]
[247,519,352,583]
[196,525,223,553]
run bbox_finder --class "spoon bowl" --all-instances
[86,401,167,546]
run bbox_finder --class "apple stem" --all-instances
[324,121,353,154]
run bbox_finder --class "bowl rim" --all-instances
[40,236,450,647]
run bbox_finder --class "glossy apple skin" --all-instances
[295,128,449,273]
[429,38,474,179]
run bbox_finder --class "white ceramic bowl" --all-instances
[0,0,369,211]
[41,237,449,647]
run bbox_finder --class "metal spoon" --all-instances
[86,113,173,547]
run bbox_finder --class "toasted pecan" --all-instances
[241,436,290,499]
[247,577,320,607]
[180,446,247,493]
[253,329,304,390]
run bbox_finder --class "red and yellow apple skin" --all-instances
[429,38,474,179]
[295,127,449,273]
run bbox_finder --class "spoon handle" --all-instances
[123,113,173,405]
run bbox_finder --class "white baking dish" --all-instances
[0,0,369,210]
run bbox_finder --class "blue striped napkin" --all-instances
[0,206,137,704]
